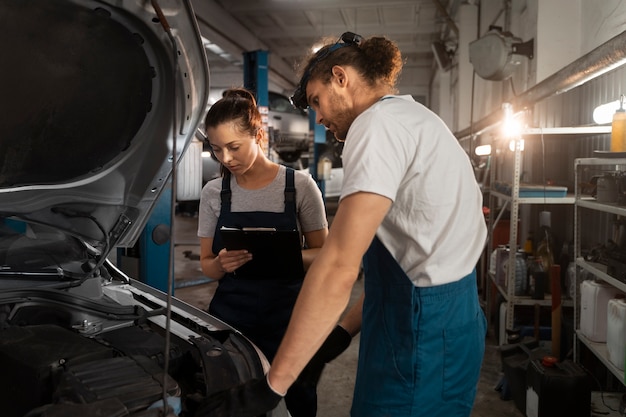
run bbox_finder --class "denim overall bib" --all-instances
[208,168,316,417]
[209,168,302,359]
[352,236,486,417]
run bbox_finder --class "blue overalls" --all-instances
[352,236,486,417]
[208,168,316,417]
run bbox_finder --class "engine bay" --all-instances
[0,278,265,417]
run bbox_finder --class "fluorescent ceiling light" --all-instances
[201,36,239,65]
[593,99,622,124]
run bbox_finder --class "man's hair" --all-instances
[292,33,403,109]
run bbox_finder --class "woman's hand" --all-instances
[217,248,253,273]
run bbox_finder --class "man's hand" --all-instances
[195,376,283,417]
[297,325,352,387]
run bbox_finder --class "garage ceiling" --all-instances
[191,0,462,102]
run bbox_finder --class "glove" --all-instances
[297,325,352,387]
[194,375,283,417]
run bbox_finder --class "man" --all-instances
[199,31,487,417]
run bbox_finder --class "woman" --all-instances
[197,88,328,417]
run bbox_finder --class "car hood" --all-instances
[0,0,209,278]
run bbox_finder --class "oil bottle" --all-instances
[611,94,626,152]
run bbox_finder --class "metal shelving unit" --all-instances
[574,157,626,385]
[485,127,608,336]
[487,188,574,333]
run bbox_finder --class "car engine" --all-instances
[0,275,266,417]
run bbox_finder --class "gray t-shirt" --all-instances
[197,165,328,242]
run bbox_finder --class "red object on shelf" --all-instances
[541,356,558,367]
[550,265,561,359]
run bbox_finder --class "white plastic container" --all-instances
[176,139,203,201]
[606,298,626,371]
[580,280,623,342]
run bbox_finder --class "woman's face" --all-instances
[206,122,261,175]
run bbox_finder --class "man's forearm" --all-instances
[268,262,359,393]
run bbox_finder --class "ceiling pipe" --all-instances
[455,29,626,141]
[432,0,459,37]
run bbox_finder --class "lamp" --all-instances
[502,103,524,152]
[508,139,525,152]
[475,144,492,156]
[593,99,621,124]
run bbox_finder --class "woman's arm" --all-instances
[301,228,328,270]
[338,292,363,336]
[199,237,252,279]
[296,170,329,271]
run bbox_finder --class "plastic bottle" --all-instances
[611,95,626,152]
[523,231,534,255]
[513,250,528,296]
[528,257,546,300]
[535,212,554,294]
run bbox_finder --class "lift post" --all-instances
[243,50,269,107]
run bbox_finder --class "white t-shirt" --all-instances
[341,95,487,287]
[198,164,328,240]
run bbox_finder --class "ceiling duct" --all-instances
[469,26,534,81]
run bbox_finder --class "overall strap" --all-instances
[220,168,295,216]
[284,168,296,216]
[219,172,232,215]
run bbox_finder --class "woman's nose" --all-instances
[221,150,232,163]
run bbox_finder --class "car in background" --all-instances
[268,91,311,163]
[0,1,287,416]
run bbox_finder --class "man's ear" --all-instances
[331,65,348,87]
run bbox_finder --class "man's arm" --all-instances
[268,191,391,393]
[194,192,391,417]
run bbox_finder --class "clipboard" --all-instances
[220,227,304,280]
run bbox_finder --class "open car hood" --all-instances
[0,0,209,275]
[0,6,294,417]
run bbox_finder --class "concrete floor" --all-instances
[170,206,612,417]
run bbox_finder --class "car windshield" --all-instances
[269,92,305,115]
[0,217,94,280]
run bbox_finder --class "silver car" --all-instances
[268,91,311,163]
[0,1,287,416]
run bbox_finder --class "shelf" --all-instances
[575,157,626,166]
[491,190,575,205]
[523,126,612,135]
[577,330,625,385]
[489,274,574,307]
[575,257,626,293]
[577,197,626,216]
[574,157,626,385]
[486,132,578,333]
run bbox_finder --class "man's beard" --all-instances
[328,90,356,142]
